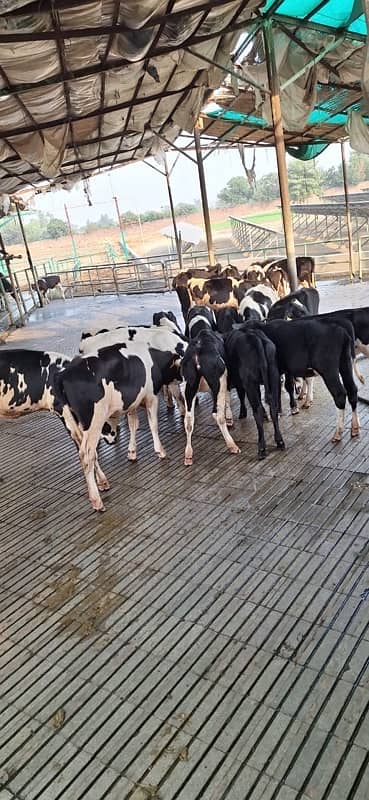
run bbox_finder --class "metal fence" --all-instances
[1,236,369,335]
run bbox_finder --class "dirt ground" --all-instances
[5,200,280,275]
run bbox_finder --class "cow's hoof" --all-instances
[156,448,166,459]
[226,418,234,428]
[228,444,241,455]
[291,407,300,416]
[92,499,105,512]
[97,478,110,492]
[331,433,342,443]
[184,456,193,466]
[351,426,360,438]
[276,440,286,450]
[258,449,267,460]
[127,450,137,461]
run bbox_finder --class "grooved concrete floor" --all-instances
[2,282,369,800]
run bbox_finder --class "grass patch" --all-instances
[246,211,282,226]
[211,219,231,231]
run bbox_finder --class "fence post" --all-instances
[112,266,119,296]
[14,273,27,316]
[358,236,363,281]
[25,268,37,308]
[15,205,44,307]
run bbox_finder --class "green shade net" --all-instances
[262,0,366,35]
[286,143,330,159]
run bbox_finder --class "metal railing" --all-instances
[1,236,369,335]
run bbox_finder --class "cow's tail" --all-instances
[250,332,271,399]
[52,368,69,415]
[174,286,191,323]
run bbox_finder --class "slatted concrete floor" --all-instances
[2,284,369,800]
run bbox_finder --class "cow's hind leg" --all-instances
[285,373,299,414]
[237,386,247,419]
[300,377,314,409]
[210,372,241,456]
[127,410,139,461]
[79,403,109,511]
[245,383,267,459]
[321,372,347,443]
[269,401,285,451]
[340,352,360,438]
[225,390,233,427]
[146,395,166,458]
[60,404,109,493]
[183,378,199,466]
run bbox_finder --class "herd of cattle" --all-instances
[0,253,369,513]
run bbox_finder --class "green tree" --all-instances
[216,176,253,207]
[287,162,322,201]
[45,217,68,239]
[254,172,280,202]
[120,210,139,225]
[347,152,369,184]
[321,165,342,188]
[174,202,197,216]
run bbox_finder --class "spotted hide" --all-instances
[56,331,187,511]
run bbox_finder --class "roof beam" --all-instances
[0,1,253,40]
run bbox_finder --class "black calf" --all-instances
[225,328,285,459]
[216,306,241,333]
[181,328,240,465]
[245,318,359,442]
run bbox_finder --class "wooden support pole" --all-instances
[263,19,298,291]
[194,125,215,267]
[164,153,183,270]
[340,140,355,281]
[15,205,44,307]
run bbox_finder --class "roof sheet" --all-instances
[200,0,369,153]
[0,0,258,195]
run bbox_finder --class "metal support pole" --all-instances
[194,125,215,267]
[340,140,355,281]
[263,20,298,291]
[164,152,183,270]
[15,205,44,307]
[64,203,81,277]
[113,196,130,260]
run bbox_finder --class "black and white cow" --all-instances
[185,306,216,340]
[244,317,359,442]
[152,310,181,332]
[268,288,320,320]
[268,288,320,407]
[225,327,285,459]
[0,349,70,417]
[184,306,233,424]
[55,333,187,511]
[0,349,119,448]
[181,328,240,466]
[239,285,278,322]
[34,275,66,303]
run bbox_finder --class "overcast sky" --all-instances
[32,140,344,226]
